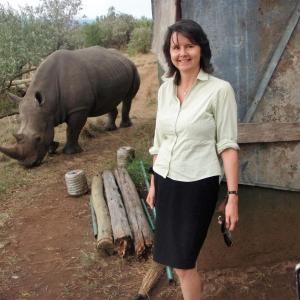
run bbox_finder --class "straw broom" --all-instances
[133,261,165,300]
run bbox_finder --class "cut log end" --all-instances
[136,242,152,259]
[116,237,134,257]
[97,237,114,252]
[117,146,135,167]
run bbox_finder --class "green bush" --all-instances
[127,26,152,56]
[0,0,83,96]
[82,7,135,49]
[82,7,152,53]
[83,22,104,47]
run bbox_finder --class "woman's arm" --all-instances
[221,148,239,231]
[146,155,157,209]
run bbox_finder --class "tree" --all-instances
[36,0,83,50]
[82,7,135,49]
[127,17,152,56]
[127,26,152,56]
[0,4,46,93]
[0,0,83,95]
[83,21,104,47]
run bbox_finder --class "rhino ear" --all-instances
[35,91,45,106]
[7,92,22,104]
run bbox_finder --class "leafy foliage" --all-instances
[82,7,152,51]
[36,0,83,50]
[82,7,135,49]
[127,159,150,193]
[0,0,82,94]
[127,24,152,56]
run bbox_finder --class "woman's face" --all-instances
[170,32,201,75]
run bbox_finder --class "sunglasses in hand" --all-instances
[218,215,233,247]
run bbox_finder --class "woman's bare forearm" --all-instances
[221,148,239,230]
[150,155,157,187]
[221,148,239,201]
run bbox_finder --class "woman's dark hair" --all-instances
[163,19,213,85]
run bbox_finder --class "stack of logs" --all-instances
[90,147,153,258]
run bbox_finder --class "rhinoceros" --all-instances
[0,46,140,167]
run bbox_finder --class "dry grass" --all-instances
[0,114,20,144]
[74,254,158,299]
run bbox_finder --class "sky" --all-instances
[0,0,152,19]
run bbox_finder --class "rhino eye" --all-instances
[34,136,42,144]
[35,92,43,105]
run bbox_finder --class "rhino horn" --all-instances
[0,145,23,160]
[13,133,25,143]
[7,92,22,103]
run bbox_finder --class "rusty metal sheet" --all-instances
[252,19,300,123]
[243,2,300,122]
[239,4,300,191]
[239,142,300,191]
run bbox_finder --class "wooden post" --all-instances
[91,174,114,254]
[114,167,153,257]
[102,170,133,257]
[117,146,135,167]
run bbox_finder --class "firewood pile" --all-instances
[64,146,174,299]
[90,146,153,258]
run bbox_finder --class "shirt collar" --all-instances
[161,72,170,82]
[197,69,209,81]
[161,68,209,82]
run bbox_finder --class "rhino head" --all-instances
[0,92,54,168]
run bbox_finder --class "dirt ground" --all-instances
[0,53,299,300]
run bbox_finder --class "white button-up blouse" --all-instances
[149,69,239,182]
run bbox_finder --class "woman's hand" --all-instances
[225,195,239,231]
[146,184,156,209]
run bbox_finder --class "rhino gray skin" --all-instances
[0,46,140,167]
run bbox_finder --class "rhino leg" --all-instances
[63,112,87,154]
[120,98,132,128]
[48,141,59,154]
[104,108,118,131]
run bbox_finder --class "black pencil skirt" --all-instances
[153,173,219,269]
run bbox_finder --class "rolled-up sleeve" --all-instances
[212,82,240,154]
[149,124,162,155]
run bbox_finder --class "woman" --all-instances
[147,19,239,299]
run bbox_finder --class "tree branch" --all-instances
[0,110,19,119]
[5,67,36,90]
